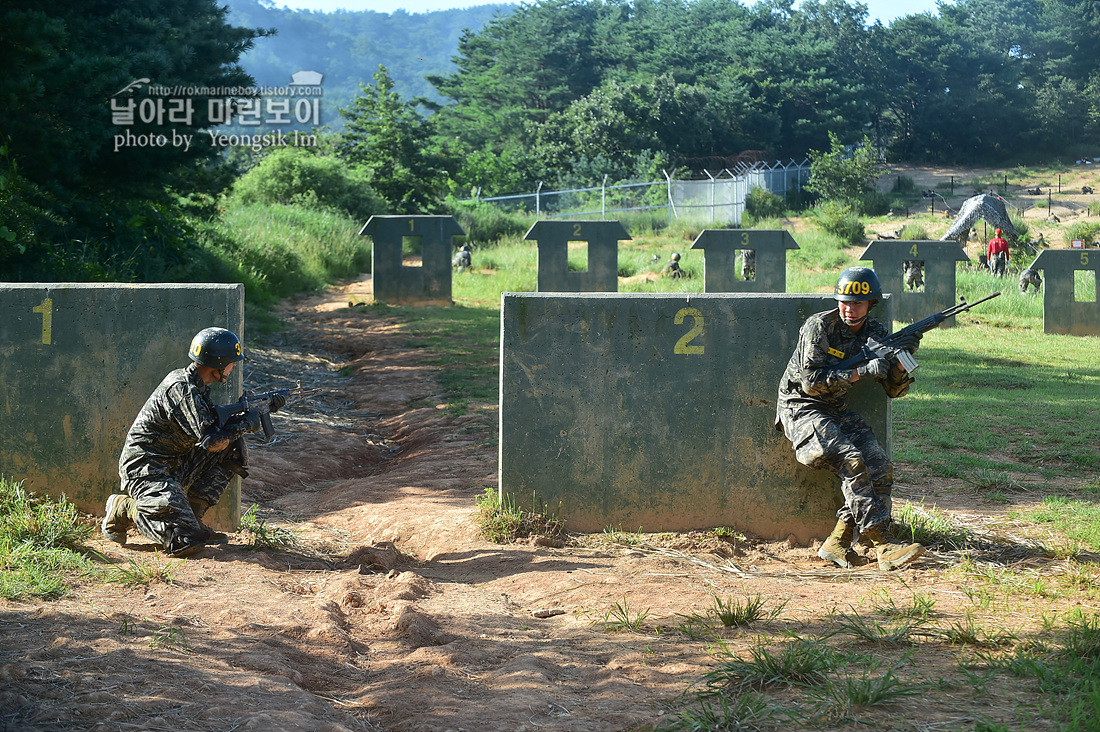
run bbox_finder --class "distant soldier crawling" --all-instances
[775,267,925,571]
[1019,267,1043,293]
[662,252,685,279]
[101,328,282,557]
[452,243,472,272]
[903,260,924,291]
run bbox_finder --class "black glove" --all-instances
[269,393,287,413]
[856,358,891,381]
[892,331,922,353]
[233,409,264,434]
[198,410,262,451]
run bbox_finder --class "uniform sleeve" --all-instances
[792,319,853,397]
[164,382,217,443]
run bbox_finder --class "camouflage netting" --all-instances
[941,194,1019,244]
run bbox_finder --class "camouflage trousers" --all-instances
[989,252,1007,277]
[122,445,239,551]
[782,408,893,531]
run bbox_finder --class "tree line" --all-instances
[3,0,1100,283]
[427,0,1100,194]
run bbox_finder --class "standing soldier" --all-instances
[740,249,756,281]
[775,267,926,571]
[903,260,924,291]
[101,328,283,557]
[987,228,1010,277]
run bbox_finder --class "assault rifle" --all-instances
[835,291,1001,374]
[214,380,322,438]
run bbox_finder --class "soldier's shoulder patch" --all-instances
[827,347,845,359]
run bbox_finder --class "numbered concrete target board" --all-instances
[500,293,893,542]
[0,283,244,530]
[361,215,465,306]
[859,240,969,327]
[527,220,631,292]
[690,229,798,292]
[1030,248,1100,336]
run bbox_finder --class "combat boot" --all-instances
[862,523,925,571]
[817,518,856,569]
[189,498,229,544]
[101,494,135,544]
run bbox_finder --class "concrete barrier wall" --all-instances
[361,215,464,306]
[0,283,244,530]
[1031,249,1100,336]
[500,293,892,542]
[860,240,969,327]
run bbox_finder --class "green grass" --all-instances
[710,594,785,628]
[1016,496,1100,550]
[598,596,650,632]
[0,478,96,600]
[239,504,299,550]
[700,637,841,692]
[473,487,564,543]
[209,201,370,309]
[105,555,184,586]
[807,658,924,721]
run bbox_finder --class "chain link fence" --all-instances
[464,159,811,226]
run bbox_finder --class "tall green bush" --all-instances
[206,202,370,306]
[813,201,865,244]
[231,147,385,222]
[745,186,784,221]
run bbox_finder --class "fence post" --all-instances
[705,170,716,223]
[664,170,677,224]
[536,181,543,219]
[601,174,608,220]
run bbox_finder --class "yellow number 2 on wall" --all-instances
[674,307,704,355]
[32,297,53,345]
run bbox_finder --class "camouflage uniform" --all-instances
[661,259,684,278]
[740,249,756,281]
[118,363,245,552]
[1019,268,1042,293]
[775,309,912,532]
[452,246,472,272]
[903,260,924,291]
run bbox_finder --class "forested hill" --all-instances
[225,0,514,121]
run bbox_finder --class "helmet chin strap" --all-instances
[842,313,867,327]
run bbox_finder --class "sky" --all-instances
[283,0,945,25]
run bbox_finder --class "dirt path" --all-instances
[0,276,1093,732]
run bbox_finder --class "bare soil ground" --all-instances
[2,199,1098,731]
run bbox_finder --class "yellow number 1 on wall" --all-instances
[32,297,52,344]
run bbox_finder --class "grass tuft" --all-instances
[808,658,924,720]
[473,488,564,544]
[104,555,183,586]
[711,594,785,627]
[239,504,299,550]
[598,596,650,633]
[0,478,96,600]
[701,637,839,693]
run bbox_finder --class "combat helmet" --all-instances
[671,252,681,261]
[188,327,244,369]
[834,266,882,303]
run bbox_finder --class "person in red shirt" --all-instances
[987,228,1009,277]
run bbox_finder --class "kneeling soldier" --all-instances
[775,267,926,571]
